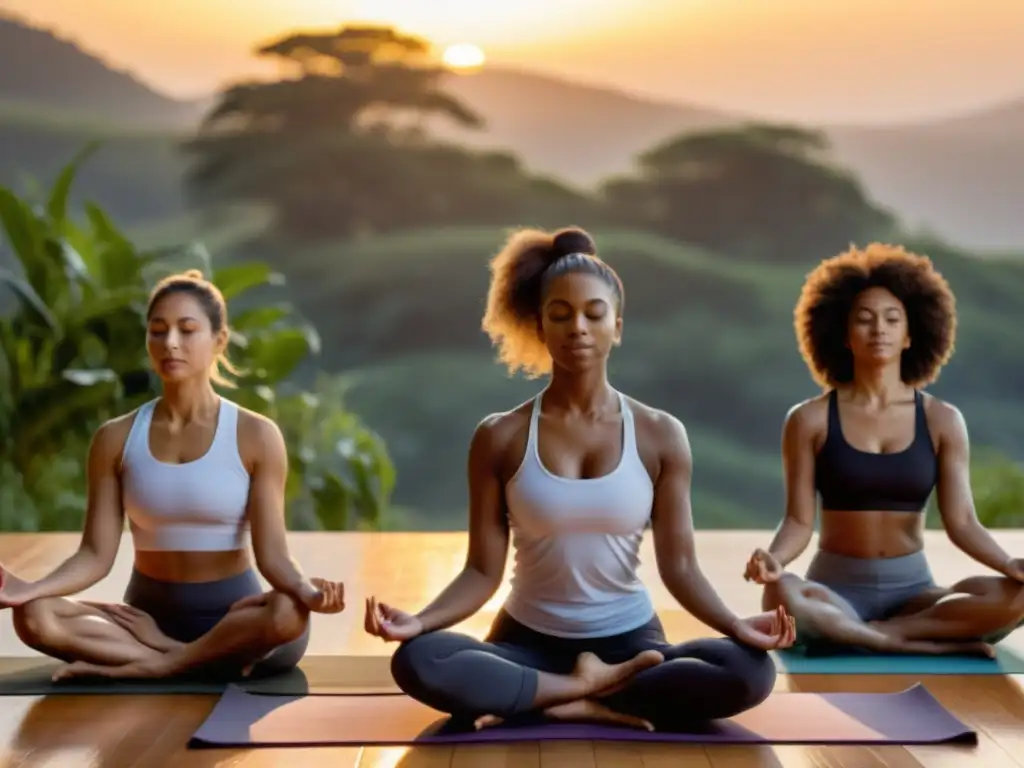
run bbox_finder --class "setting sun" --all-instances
[442,43,486,71]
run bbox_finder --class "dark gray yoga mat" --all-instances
[189,683,976,748]
[0,655,396,696]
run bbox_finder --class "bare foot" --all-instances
[868,622,997,658]
[474,700,655,732]
[573,650,664,698]
[472,651,663,732]
[474,714,504,730]
[916,640,995,658]
[545,699,655,731]
[51,651,174,682]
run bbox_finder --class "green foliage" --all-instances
[0,115,186,239]
[0,148,396,531]
[268,225,1024,529]
[926,447,1024,529]
[5,18,1023,534]
[258,375,396,531]
[183,24,537,240]
[969,450,1024,528]
[338,351,781,529]
[0,142,150,498]
[600,122,898,263]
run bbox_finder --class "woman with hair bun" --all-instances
[745,243,1024,656]
[0,269,345,682]
[364,227,793,732]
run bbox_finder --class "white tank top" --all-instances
[502,392,656,638]
[121,398,250,552]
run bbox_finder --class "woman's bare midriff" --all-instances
[133,549,251,583]
[818,509,926,559]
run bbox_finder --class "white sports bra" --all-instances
[121,398,250,551]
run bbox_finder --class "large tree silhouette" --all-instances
[601,124,898,263]
[183,25,486,238]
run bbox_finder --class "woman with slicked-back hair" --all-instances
[364,227,794,732]
[745,243,1024,656]
[0,269,346,682]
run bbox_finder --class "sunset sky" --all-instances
[3,0,1022,123]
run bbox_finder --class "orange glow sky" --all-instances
[3,0,1022,123]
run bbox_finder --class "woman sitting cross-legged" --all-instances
[0,270,345,682]
[364,227,795,732]
[745,243,1023,657]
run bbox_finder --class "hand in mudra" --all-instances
[743,548,783,584]
[303,578,346,614]
[732,605,797,651]
[364,596,423,642]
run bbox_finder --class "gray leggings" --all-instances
[804,549,935,622]
[124,568,309,678]
[390,610,776,728]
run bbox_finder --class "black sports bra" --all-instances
[814,390,937,512]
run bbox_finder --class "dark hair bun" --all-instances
[552,227,597,258]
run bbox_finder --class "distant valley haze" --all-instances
[3,3,1024,530]
[1,1,1022,250]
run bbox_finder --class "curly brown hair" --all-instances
[794,243,957,389]
[481,226,623,378]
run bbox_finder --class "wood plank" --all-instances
[0,530,1021,767]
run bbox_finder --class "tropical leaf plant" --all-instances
[0,146,395,531]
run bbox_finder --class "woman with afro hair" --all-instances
[364,226,794,732]
[745,243,1024,655]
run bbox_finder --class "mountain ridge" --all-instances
[2,16,1022,250]
[5,10,1019,136]
[0,13,203,127]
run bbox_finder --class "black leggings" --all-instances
[124,568,309,678]
[390,610,776,728]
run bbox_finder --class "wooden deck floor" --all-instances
[1,530,1024,767]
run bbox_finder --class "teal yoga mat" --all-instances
[773,645,1024,675]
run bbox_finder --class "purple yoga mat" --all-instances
[188,683,976,748]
